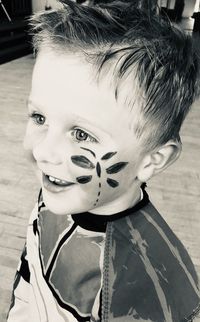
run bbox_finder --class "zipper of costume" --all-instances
[101,221,113,322]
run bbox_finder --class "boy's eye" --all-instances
[72,129,97,143]
[30,112,46,125]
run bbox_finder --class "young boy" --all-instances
[7,1,200,321]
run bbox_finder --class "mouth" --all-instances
[42,173,75,193]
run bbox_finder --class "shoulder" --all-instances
[107,201,200,322]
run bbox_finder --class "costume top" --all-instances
[8,188,200,322]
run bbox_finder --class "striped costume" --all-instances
[8,189,200,321]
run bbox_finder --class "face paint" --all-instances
[76,176,92,184]
[106,162,128,174]
[71,149,129,207]
[96,162,101,177]
[107,178,119,188]
[71,155,95,169]
[101,151,117,160]
[102,152,128,188]
[80,147,96,158]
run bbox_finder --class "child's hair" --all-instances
[30,0,200,151]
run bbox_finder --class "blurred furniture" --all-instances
[0,0,32,64]
[192,11,200,32]
[161,0,185,22]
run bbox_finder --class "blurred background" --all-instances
[1,0,200,64]
[0,0,200,321]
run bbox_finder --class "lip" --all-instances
[42,173,75,193]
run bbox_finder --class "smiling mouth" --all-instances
[42,173,75,192]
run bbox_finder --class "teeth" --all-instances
[49,175,56,182]
[48,175,67,184]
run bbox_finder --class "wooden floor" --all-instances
[0,55,200,321]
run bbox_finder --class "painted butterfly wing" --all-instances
[76,176,92,184]
[107,178,119,188]
[101,152,117,160]
[106,162,128,174]
[71,155,95,169]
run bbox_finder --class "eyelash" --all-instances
[71,128,98,143]
[28,112,98,143]
[28,112,46,125]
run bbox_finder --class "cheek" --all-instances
[100,164,126,192]
[71,166,100,207]
[95,169,135,207]
[100,160,137,195]
[23,123,46,151]
[23,125,32,151]
[23,127,34,163]
[23,124,44,164]
[69,152,102,205]
[69,161,99,190]
[24,123,37,149]
[69,148,135,208]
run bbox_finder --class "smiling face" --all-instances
[24,50,146,215]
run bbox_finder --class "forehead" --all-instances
[30,49,144,143]
[32,50,114,112]
[32,49,110,96]
[31,51,119,117]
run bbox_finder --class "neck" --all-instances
[89,186,142,216]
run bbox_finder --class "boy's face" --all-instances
[24,50,144,215]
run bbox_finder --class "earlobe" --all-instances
[137,140,182,182]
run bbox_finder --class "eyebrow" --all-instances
[27,99,112,137]
[27,99,43,112]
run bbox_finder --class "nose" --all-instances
[33,131,66,165]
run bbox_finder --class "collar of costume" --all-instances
[71,187,149,232]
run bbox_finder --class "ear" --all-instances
[137,140,182,182]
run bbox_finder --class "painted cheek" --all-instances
[70,151,100,207]
[101,152,129,189]
[71,154,95,184]
[70,149,129,208]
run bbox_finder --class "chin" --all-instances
[43,198,73,215]
[42,188,90,215]
[47,205,71,216]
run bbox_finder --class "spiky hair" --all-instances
[30,0,200,150]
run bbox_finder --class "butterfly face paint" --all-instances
[71,148,129,207]
[71,155,94,184]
